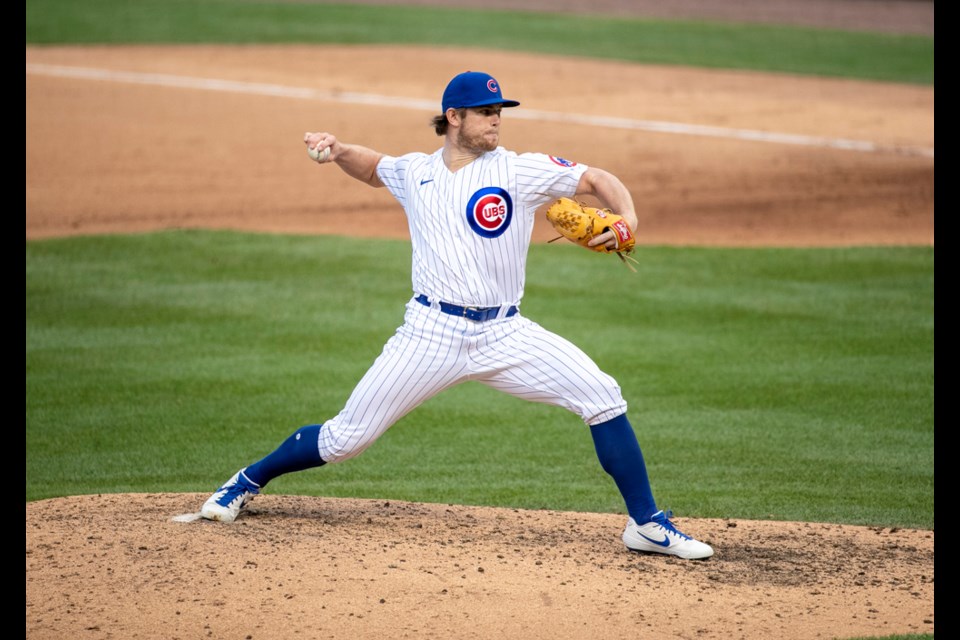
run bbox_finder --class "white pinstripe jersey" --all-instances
[377,147,588,308]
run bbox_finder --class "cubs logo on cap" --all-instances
[442,71,521,112]
[466,187,513,238]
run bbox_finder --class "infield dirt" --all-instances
[26,1,934,638]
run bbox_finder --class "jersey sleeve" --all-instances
[376,153,420,210]
[376,154,405,208]
[514,153,589,209]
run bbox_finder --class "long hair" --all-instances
[431,109,465,136]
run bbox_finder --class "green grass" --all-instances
[26,232,934,530]
[25,0,933,84]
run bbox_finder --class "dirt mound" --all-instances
[25,494,934,639]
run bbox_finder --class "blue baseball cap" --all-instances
[441,71,520,112]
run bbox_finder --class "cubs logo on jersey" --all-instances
[549,156,578,167]
[466,187,513,238]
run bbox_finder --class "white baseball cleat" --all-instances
[200,468,260,523]
[622,510,714,559]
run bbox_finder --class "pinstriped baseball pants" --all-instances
[317,297,628,463]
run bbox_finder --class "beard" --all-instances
[456,127,499,154]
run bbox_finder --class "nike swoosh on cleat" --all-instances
[637,532,672,547]
[420,178,434,185]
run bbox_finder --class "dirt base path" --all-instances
[26,45,932,246]
[26,9,934,638]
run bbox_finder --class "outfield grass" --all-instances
[25,0,933,84]
[26,232,934,530]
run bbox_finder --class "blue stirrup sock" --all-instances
[590,414,657,523]
[243,424,326,488]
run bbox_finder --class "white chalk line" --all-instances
[26,62,934,159]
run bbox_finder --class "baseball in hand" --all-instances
[308,144,331,163]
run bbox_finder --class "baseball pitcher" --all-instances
[199,71,713,560]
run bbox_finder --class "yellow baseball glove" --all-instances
[544,197,638,270]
